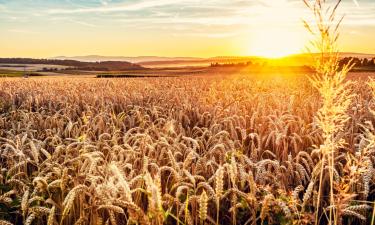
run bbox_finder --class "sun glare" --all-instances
[245,0,307,58]
[247,27,306,58]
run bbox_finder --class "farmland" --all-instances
[0,72,374,225]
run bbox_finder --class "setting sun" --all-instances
[247,28,306,58]
[243,0,308,58]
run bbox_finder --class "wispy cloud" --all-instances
[42,0,373,27]
[0,4,6,12]
[47,0,186,14]
[69,19,97,27]
[353,0,360,7]
[8,29,39,34]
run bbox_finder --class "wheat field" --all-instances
[0,73,374,225]
[1,0,375,224]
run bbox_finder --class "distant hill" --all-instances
[138,56,264,68]
[52,55,203,63]
[51,53,375,68]
[0,58,144,71]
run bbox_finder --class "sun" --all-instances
[247,27,306,58]
[243,0,308,59]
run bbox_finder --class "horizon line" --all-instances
[1,51,375,60]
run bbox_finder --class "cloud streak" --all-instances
[41,0,375,27]
[47,0,186,14]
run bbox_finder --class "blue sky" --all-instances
[0,0,374,57]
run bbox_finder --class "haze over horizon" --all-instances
[0,0,374,58]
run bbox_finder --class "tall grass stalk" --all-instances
[303,0,355,224]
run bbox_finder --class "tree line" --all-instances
[0,58,144,71]
[211,57,375,70]
[339,57,375,68]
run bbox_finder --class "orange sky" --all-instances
[0,0,374,58]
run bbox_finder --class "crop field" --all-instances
[0,72,374,225]
[0,70,26,78]
[0,64,71,72]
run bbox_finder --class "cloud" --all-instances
[181,31,244,38]
[8,29,39,34]
[2,0,375,39]
[352,0,360,7]
[100,0,110,6]
[46,0,375,30]
[47,0,185,14]
[69,19,97,27]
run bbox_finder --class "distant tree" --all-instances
[362,58,369,67]
[352,57,361,67]
[369,58,375,67]
[339,57,361,68]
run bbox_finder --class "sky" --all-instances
[0,0,374,58]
